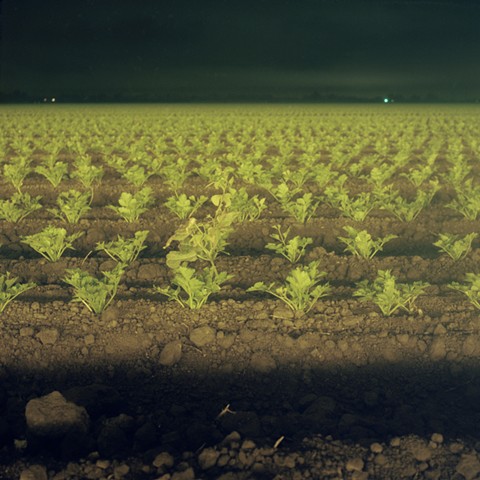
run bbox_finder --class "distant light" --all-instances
[43,98,47,103]
[384,98,389,103]
[51,97,56,103]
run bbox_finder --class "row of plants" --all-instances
[4,216,478,264]
[1,105,480,321]
[1,217,479,315]
[1,147,478,196]
[2,179,480,224]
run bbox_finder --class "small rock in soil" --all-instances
[346,457,365,472]
[159,340,183,366]
[35,328,59,345]
[189,326,216,347]
[198,447,220,470]
[456,453,480,480]
[249,352,276,373]
[19,464,48,480]
[429,338,447,361]
[153,451,175,468]
[25,391,90,438]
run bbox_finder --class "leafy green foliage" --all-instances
[165,193,208,219]
[338,226,397,259]
[0,272,36,313]
[3,161,31,193]
[442,159,471,189]
[71,155,104,188]
[95,230,149,265]
[63,263,125,314]
[447,180,480,220]
[165,211,237,271]
[324,186,377,222]
[0,193,42,223]
[122,165,154,187]
[265,225,312,263]
[434,233,477,261]
[211,188,267,223]
[155,265,232,309]
[247,261,330,314]
[109,187,154,222]
[161,158,190,192]
[449,273,480,309]
[401,165,434,187]
[35,161,68,187]
[21,226,83,262]
[354,270,429,316]
[380,181,439,222]
[49,189,92,224]
[281,193,319,223]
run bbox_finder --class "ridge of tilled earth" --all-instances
[2,295,480,479]
[2,431,480,479]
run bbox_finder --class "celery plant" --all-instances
[63,263,125,314]
[434,233,477,261]
[95,230,149,265]
[281,193,319,223]
[165,211,237,272]
[338,226,397,259]
[354,270,429,316]
[3,162,31,193]
[0,193,42,223]
[449,273,480,309]
[165,193,208,219]
[265,225,312,263]
[108,187,154,222]
[0,272,36,313]
[49,190,92,224]
[247,261,330,314]
[35,161,68,188]
[21,226,83,262]
[447,181,480,220]
[155,265,232,309]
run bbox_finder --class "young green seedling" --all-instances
[265,224,313,263]
[381,181,439,222]
[155,265,232,309]
[95,230,149,265]
[338,226,397,259]
[3,162,31,193]
[165,193,208,219]
[108,187,154,222]
[122,165,154,187]
[281,193,319,223]
[449,273,480,309]
[324,186,377,222]
[35,161,68,188]
[447,181,480,220]
[165,211,237,272]
[247,261,330,314]
[0,272,36,313]
[0,193,42,223]
[354,270,429,316]
[71,157,104,189]
[63,263,125,314]
[21,226,83,262]
[49,189,92,224]
[434,233,477,261]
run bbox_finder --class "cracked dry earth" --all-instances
[2,107,480,479]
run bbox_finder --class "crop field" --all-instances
[1,104,480,479]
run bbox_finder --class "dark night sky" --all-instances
[2,0,480,101]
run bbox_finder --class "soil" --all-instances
[1,104,480,480]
